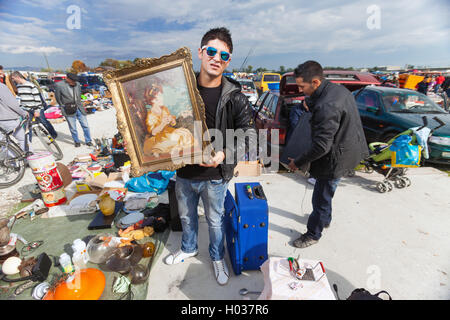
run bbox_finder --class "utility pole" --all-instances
[240,47,254,72]
[43,52,51,71]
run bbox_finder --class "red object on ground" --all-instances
[27,152,67,207]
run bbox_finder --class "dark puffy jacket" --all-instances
[213,76,257,181]
[294,80,368,179]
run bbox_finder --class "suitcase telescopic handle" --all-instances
[253,185,266,200]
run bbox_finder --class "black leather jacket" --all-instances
[212,76,257,181]
[294,80,368,179]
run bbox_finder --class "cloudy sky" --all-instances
[1,0,449,71]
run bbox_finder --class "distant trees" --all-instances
[71,60,89,73]
[99,58,133,69]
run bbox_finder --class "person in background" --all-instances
[435,74,445,93]
[0,66,6,84]
[29,75,58,139]
[54,73,93,147]
[416,78,429,95]
[0,82,29,152]
[442,76,450,97]
[288,61,368,248]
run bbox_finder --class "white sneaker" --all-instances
[212,259,230,286]
[164,249,198,265]
[307,177,316,185]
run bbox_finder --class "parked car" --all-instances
[37,78,55,92]
[51,75,66,83]
[253,72,281,95]
[78,75,106,93]
[254,71,380,164]
[237,78,258,105]
[354,86,450,164]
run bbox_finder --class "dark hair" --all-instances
[0,65,3,70]
[294,60,324,83]
[11,71,26,81]
[200,27,233,53]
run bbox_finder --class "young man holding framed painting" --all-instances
[164,27,257,286]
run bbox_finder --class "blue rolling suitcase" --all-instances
[224,182,269,275]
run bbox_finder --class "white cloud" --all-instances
[85,0,449,61]
[3,0,449,68]
[19,0,67,9]
[0,45,64,54]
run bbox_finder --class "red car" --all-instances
[254,70,380,165]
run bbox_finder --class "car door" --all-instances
[253,91,269,128]
[355,89,383,142]
[255,93,273,131]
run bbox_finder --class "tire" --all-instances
[394,177,406,188]
[401,176,411,187]
[0,141,26,189]
[364,166,374,173]
[376,182,387,193]
[385,181,393,192]
[33,125,63,160]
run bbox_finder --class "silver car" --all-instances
[237,78,258,106]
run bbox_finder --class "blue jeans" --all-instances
[175,176,229,261]
[306,178,341,240]
[39,108,57,139]
[65,108,92,144]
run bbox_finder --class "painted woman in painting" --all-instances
[143,84,195,156]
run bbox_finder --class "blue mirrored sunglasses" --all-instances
[201,46,231,62]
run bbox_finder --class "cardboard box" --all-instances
[233,161,262,177]
[86,172,124,189]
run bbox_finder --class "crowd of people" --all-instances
[0,67,94,155]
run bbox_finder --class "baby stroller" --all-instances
[360,116,445,193]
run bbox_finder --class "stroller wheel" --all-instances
[365,166,374,173]
[376,182,388,193]
[385,181,393,192]
[394,178,406,189]
[402,177,411,187]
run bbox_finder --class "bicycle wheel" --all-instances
[0,141,26,188]
[33,124,63,160]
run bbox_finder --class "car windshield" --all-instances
[285,76,296,84]
[88,76,104,85]
[382,91,446,114]
[78,77,88,85]
[263,75,280,82]
[239,81,255,91]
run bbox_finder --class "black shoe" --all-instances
[75,142,81,147]
[293,233,318,248]
[86,142,93,146]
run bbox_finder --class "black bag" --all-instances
[347,288,392,300]
[64,87,78,115]
[64,103,77,115]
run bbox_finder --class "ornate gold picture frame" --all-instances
[103,47,208,177]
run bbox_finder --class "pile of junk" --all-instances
[0,132,179,300]
[42,90,114,123]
